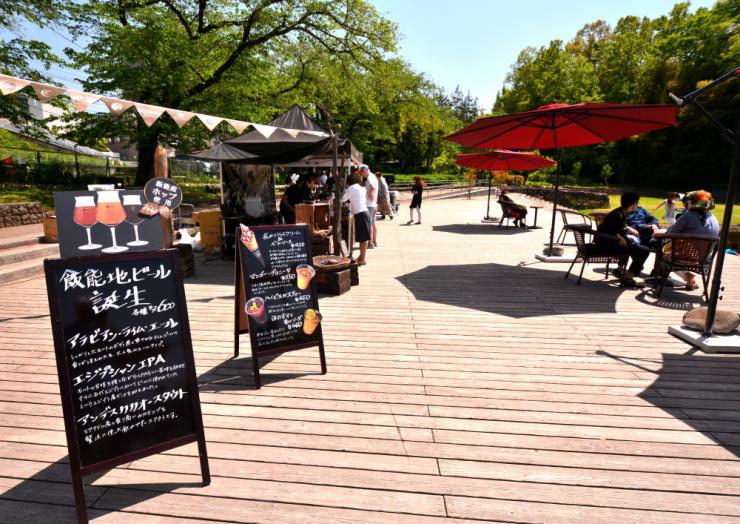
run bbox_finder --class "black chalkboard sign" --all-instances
[44,249,209,523]
[54,190,165,259]
[234,224,327,388]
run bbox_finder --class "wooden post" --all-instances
[74,152,81,178]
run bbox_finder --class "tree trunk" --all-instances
[135,124,160,187]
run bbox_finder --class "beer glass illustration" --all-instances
[296,264,315,290]
[303,308,322,335]
[72,195,101,250]
[96,190,128,253]
[245,297,268,325]
[122,193,148,246]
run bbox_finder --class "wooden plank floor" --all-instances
[1,195,740,523]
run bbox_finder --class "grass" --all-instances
[0,129,110,167]
[579,194,740,225]
[0,185,56,208]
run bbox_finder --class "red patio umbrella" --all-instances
[455,150,556,221]
[446,103,679,254]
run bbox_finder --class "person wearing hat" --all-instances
[359,164,379,247]
[342,172,371,265]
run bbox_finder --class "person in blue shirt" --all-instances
[625,203,660,247]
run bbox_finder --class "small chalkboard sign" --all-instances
[234,224,327,388]
[54,190,165,259]
[44,249,209,523]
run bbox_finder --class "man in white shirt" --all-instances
[360,164,379,247]
[342,172,371,265]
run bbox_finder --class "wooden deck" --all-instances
[1,195,740,523]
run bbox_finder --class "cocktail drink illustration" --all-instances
[96,190,128,253]
[239,224,264,266]
[296,264,315,290]
[122,194,148,246]
[72,195,102,250]
[303,308,322,335]
[245,297,268,325]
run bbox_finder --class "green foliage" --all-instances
[0,0,71,126]
[494,1,740,190]
[600,164,614,186]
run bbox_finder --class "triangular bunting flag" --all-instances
[101,97,134,117]
[166,109,196,127]
[225,119,250,134]
[134,103,166,127]
[284,128,301,138]
[0,74,29,95]
[31,82,65,102]
[196,113,223,131]
[252,123,277,139]
[65,89,100,112]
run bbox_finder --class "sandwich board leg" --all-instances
[318,340,327,375]
[71,467,88,524]
[252,351,262,389]
[233,248,241,358]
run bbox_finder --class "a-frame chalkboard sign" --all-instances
[44,249,210,523]
[234,224,327,388]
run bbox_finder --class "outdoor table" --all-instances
[528,205,543,229]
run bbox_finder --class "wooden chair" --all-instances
[498,201,525,228]
[564,224,627,285]
[557,209,593,244]
[655,234,718,301]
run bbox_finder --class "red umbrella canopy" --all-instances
[455,149,556,171]
[446,103,679,149]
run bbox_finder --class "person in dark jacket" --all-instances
[594,191,651,288]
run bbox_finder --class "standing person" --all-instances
[407,175,425,224]
[359,164,379,247]
[279,175,315,224]
[653,192,681,225]
[342,173,371,265]
[376,171,394,220]
[594,191,651,288]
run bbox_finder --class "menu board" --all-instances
[44,250,208,473]
[234,224,326,388]
[54,190,165,259]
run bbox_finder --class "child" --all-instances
[653,192,681,224]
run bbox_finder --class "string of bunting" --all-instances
[0,73,328,139]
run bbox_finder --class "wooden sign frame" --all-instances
[233,224,327,389]
[44,249,210,523]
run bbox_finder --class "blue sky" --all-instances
[16,0,716,112]
[370,0,716,110]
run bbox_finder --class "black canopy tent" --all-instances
[224,104,358,164]
[192,105,361,256]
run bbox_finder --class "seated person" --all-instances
[594,191,651,288]
[661,190,720,290]
[498,187,528,227]
[625,202,660,247]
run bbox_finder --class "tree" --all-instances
[65,0,397,184]
[600,163,613,187]
[0,0,70,125]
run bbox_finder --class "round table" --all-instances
[528,205,543,229]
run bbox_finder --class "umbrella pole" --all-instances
[704,118,739,336]
[547,149,562,254]
[485,172,492,219]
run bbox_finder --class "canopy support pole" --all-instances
[219,162,224,205]
[669,67,738,337]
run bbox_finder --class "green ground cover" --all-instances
[579,195,740,226]
[0,129,110,167]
